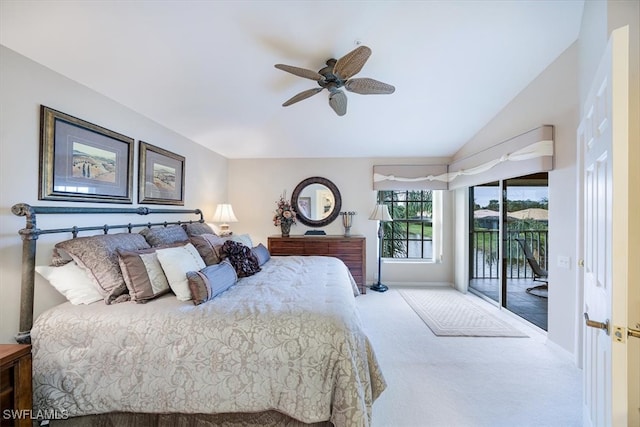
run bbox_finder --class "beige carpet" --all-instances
[398,287,528,337]
[357,288,582,426]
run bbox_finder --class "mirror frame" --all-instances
[291,176,342,227]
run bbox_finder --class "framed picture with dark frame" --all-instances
[39,105,134,203]
[138,141,185,205]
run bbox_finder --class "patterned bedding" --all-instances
[31,256,386,426]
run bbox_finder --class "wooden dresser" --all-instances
[0,344,32,427]
[268,235,366,294]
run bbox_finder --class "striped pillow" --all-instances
[118,247,176,303]
[187,260,238,305]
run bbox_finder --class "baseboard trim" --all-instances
[373,281,453,288]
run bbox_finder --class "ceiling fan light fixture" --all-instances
[275,45,395,116]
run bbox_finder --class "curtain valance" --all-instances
[373,165,448,190]
[373,125,554,191]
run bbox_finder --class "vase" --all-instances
[341,211,355,237]
[281,222,291,237]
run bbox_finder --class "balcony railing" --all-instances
[471,230,548,279]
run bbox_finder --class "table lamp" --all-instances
[211,203,238,236]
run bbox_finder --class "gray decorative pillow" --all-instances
[118,247,174,303]
[252,243,271,266]
[183,222,216,237]
[187,260,237,305]
[55,233,150,304]
[139,225,189,247]
[50,247,73,267]
[189,233,227,266]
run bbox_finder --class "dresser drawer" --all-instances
[268,240,305,255]
[304,241,329,254]
[332,253,362,262]
[328,241,363,252]
[1,367,13,412]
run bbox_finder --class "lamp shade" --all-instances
[211,204,238,223]
[369,204,393,222]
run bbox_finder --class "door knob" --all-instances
[584,312,610,335]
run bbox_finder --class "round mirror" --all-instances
[291,177,342,227]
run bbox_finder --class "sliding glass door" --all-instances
[469,182,501,303]
[504,174,548,329]
[469,173,549,330]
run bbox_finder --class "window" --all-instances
[378,190,440,260]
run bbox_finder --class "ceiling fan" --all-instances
[274,45,395,116]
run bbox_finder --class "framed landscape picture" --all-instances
[39,106,134,203]
[138,141,185,205]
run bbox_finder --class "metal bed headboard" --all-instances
[11,203,204,344]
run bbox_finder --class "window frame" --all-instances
[378,189,440,261]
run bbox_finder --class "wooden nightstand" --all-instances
[0,344,32,427]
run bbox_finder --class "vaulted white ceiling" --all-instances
[0,1,584,159]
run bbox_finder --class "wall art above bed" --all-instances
[39,105,134,203]
[138,141,185,205]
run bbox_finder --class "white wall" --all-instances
[453,187,469,293]
[450,0,639,360]
[451,41,580,355]
[0,46,228,343]
[228,157,454,287]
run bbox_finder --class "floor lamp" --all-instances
[369,203,393,292]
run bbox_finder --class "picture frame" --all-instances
[298,196,311,218]
[39,105,134,203]
[138,141,185,205]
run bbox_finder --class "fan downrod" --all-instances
[318,59,345,89]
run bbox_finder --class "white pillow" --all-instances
[35,263,103,305]
[156,243,206,301]
[140,252,170,295]
[229,233,253,248]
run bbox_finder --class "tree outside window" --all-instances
[378,190,433,260]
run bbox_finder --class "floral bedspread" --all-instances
[31,256,386,426]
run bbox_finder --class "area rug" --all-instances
[397,287,528,337]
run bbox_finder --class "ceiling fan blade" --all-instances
[282,87,324,106]
[333,45,371,80]
[345,78,396,95]
[275,64,324,81]
[328,89,347,116]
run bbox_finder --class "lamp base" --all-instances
[218,224,232,237]
[370,282,388,293]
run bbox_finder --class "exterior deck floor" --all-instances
[469,277,548,330]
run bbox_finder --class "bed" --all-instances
[11,203,386,427]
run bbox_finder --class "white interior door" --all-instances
[579,26,633,427]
